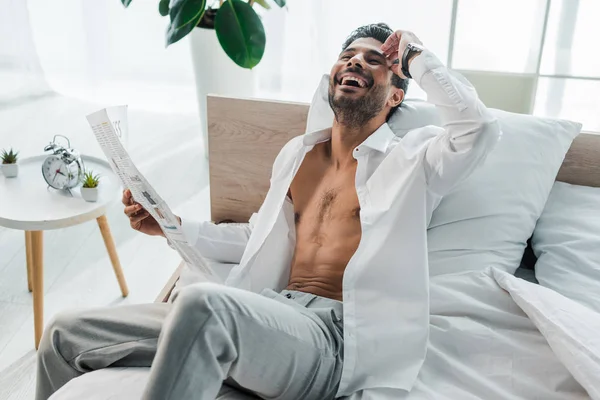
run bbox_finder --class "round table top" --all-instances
[0,155,121,230]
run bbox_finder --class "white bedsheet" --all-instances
[51,268,599,400]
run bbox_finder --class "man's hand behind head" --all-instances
[381,30,423,78]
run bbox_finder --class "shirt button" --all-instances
[285,293,292,299]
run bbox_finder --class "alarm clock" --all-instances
[42,135,85,190]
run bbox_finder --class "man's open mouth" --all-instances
[338,72,369,89]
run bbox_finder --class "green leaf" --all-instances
[159,0,170,16]
[254,0,270,9]
[166,0,206,46]
[215,0,266,69]
[121,0,133,7]
[272,0,285,7]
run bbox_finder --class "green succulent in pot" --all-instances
[121,0,286,69]
[81,170,101,202]
[1,148,19,178]
[82,170,101,188]
[1,148,19,164]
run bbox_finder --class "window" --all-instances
[452,0,547,73]
[534,78,600,131]
[541,0,600,78]
[448,0,600,130]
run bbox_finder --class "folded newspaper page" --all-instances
[86,106,217,279]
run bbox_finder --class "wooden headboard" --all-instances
[207,95,600,223]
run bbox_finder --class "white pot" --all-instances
[81,187,99,202]
[1,163,18,178]
[189,28,256,157]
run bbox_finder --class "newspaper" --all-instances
[86,106,216,279]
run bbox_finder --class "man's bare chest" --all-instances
[289,158,360,227]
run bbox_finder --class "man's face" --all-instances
[328,37,400,127]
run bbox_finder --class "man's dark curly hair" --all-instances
[341,23,408,115]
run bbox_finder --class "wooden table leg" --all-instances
[97,215,129,297]
[25,231,33,292]
[31,231,44,350]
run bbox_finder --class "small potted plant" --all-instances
[81,170,100,202]
[1,148,19,178]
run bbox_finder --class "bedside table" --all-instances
[0,154,128,349]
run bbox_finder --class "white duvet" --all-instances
[51,268,600,400]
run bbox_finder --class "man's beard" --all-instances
[328,79,387,128]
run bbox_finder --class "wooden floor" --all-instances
[0,94,210,400]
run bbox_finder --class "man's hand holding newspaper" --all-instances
[122,188,180,237]
[86,106,217,280]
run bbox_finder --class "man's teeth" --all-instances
[342,76,366,88]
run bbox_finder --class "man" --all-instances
[37,23,500,400]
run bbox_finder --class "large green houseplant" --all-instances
[121,0,286,69]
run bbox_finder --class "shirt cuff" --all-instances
[180,218,201,247]
[409,50,445,85]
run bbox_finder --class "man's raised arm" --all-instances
[383,31,501,196]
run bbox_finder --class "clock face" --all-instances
[42,156,74,190]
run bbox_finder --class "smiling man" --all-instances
[36,23,500,400]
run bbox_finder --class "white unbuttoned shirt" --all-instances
[180,50,501,398]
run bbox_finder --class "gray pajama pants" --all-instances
[36,283,344,400]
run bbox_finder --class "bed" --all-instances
[51,95,600,400]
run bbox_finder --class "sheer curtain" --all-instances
[0,0,51,105]
[6,0,197,113]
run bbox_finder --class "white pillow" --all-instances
[308,74,581,275]
[427,110,580,275]
[532,182,600,312]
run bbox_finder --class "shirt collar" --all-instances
[302,127,332,146]
[302,123,395,154]
[358,123,396,153]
